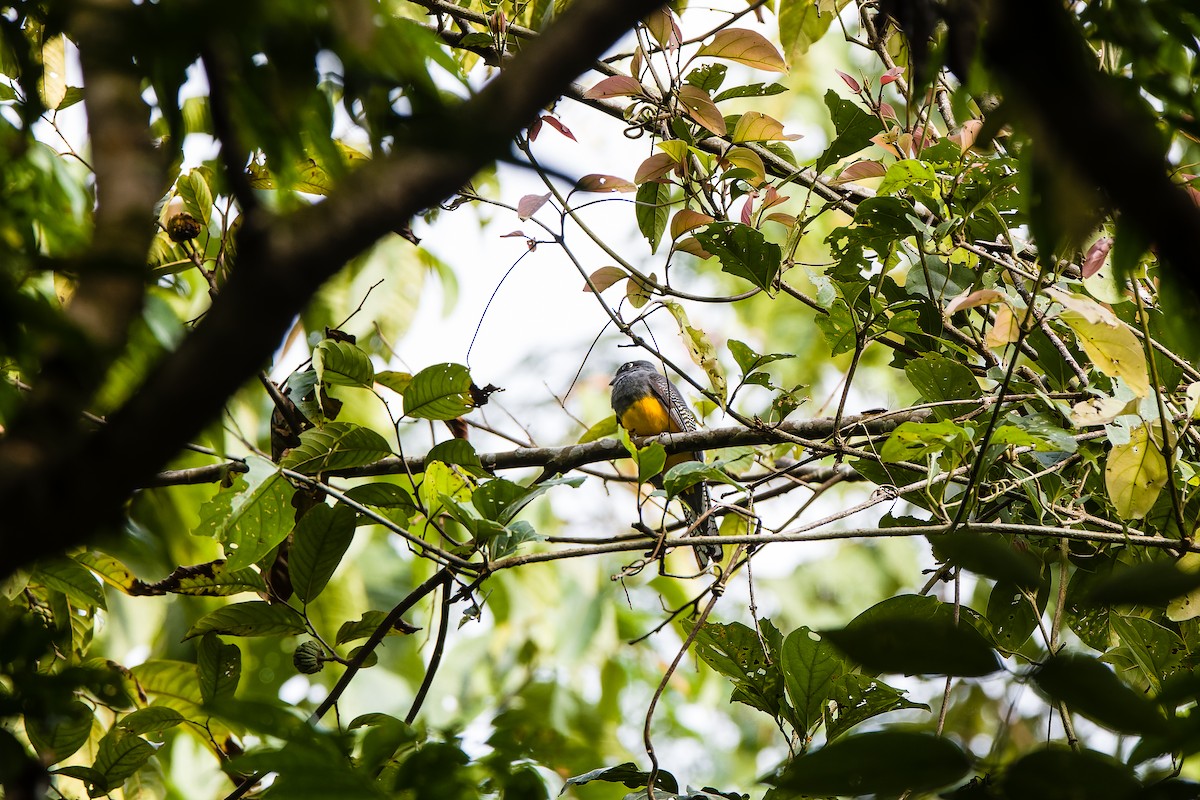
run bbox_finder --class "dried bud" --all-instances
[166,212,202,242]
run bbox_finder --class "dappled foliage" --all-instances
[2,0,1200,798]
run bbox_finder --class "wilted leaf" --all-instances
[516,193,551,220]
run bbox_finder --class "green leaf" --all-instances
[291,503,357,603]
[335,611,419,646]
[314,339,374,388]
[38,34,66,110]
[375,370,412,394]
[823,595,1001,677]
[281,423,393,474]
[814,89,885,173]
[713,82,787,102]
[1001,748,1140,800]
[25,699,94,764]
[184,601,306,640]
[197,633,241,705]
[33,558,106,610]
[825,673,927,740]
[693,621,785,719]
[904,352,982,420]
[426,438,487,477]
[117,707,186,736]
[880,420,972,463]
[662,460,739,498]
[402,363,474,420]
[727,339,794,375]
[1085,561,1200,606]
[928,532,1042,588]
[779,0,851,61]
[563,762,679,793]
[987,580,1045,651]
[343,482,416,528]
[578,414,618,443]
[781,627,843,734]
[130,560,267,597]
[93,729,155,789]
[774,731,970,796]
[1034,653,1172,737]
[195,455,296,571]
[635,181,670,254]
[694,221,782,291]
[178,167,214,226]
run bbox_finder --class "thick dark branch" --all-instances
[983,0,1200,307]
[0,0,669,581]
[0,0,161,501]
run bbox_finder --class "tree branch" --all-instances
[0,0,669,582]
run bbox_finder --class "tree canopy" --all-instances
[2,0,1200,798]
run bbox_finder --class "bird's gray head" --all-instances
[611,360,656,384]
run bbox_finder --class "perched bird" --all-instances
[609,360,721,567]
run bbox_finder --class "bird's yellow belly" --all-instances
[618,396,678,437]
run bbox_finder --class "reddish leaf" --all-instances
[739,194,755,225]
[583,75,645,100]
[761,185,789,209]
[879,102,898,122]
[697,28,787,72]
[634,153,679,184]
[501,231,527,238]
[575,174,637,193]
[830,160,886,185]
[670,209,715,239]
[1082,237,1113,278]
[836,69,861,93]
[678,85,727,135]
[527,118,542,141]
[950,119,982,154]
[675,236,713,259]
[766,212,797,227]
[880,66,905,86]
[540,115,576,141]
[583,266,628,293]
[517,193,551,220]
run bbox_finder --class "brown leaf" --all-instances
[517,193,551,220]
[575,174,637,193]
[539,115,576,141]
[678,85,727,136]
[836,69,861,93]
[670,209,714,239]
[583,266,628,293]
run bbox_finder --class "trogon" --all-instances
[610,359,721,567]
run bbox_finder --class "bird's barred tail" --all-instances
[680,481,721,568]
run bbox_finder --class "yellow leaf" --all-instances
[39,34,66,110]
[1168,553,1200,622]
[1070,395,1134,427]
[696,28,787,73]
[677,85,727,136]
[1059,308,1150,397]
[732,111,799,143]
[1105,423,1167,520]
[985,303,1021,348]
[723,146,766,185]
[664,302,727,404]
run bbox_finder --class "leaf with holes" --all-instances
[1105,422,1167,519]
[402,363,474,420]
[281,423,392,474]
[195,455,296,571]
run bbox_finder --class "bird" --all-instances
[609,359,721,568]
